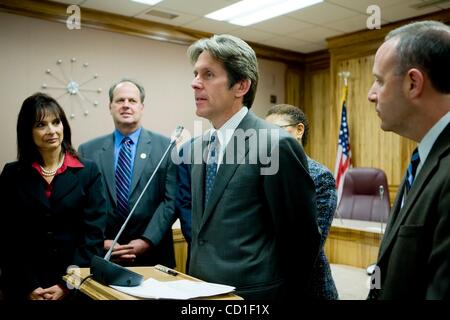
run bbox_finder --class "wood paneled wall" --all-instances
[3,0,449,204]
[287,54,412,204]
[333,57,416,198]
[303,68,333,171]
[298,10,450,203]
[285,67,304,111]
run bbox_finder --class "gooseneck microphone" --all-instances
[90,126,184,287]
[366,184,385,276]
[379,185,384,233]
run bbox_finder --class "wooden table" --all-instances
[64,266,242,300]
[325,218,385,268]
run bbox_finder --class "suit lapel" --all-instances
[382,177,405,238]
[99,135,116,203]
[22,169,51,209]
[130,130,152,197]
[201,132,251,225]
[378,124,450,261]
[51,169,79,203]
[191,136,207,222]
[200,112,256,226]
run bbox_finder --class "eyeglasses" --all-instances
[278,122,299,128]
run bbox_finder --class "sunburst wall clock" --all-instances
[41,58,102,119]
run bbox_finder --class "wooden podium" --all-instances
[64,266,242,300]
[325,218,384,268]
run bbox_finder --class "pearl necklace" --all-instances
[40,154,65,177]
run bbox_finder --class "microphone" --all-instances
[170,125,184,144]
[379,185,384,233]
[91,126,184,287]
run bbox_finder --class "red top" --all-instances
[32,152,84,198]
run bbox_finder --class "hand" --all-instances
[104,239,120,251]
[105,239,136,263]
[105,238,151,263]
[128,238,151,256]
[29,284,68,300]
[29,287,46,300]
[41,284,68,300]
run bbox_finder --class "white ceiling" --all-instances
[52,0,449,53]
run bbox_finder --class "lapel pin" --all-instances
[140,153,147,159]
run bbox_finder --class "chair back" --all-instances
[337,167,390,222]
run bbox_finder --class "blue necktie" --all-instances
[405,148,420,194]
[116,137,133,217]
[204,132,218,207]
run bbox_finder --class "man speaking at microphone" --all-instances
[79,78,176,268]
[186,35,320,300]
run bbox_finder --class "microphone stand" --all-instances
[90,126,184,287]
[335,199,343,225]
[366,185,385,276]
[379,185,384,234]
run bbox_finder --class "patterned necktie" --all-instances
[405,148,420,194]
[204,132,218,207]
[115,137,133,217]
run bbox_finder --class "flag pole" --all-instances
[338,71,351,87]
[335,71,351,222]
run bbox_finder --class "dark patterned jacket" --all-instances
[307,158,339,300]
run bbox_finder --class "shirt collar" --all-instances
[417,111,450,172]
[32,151,84,176]
[61,152,84,169]
[114,127,141,147]
[209,106,248,148]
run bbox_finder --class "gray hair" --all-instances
[187,34,259,108]
[108,78,146,103]
[385,20,450,94]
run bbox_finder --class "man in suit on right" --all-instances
[367,20,450,299]
[186,34,320,300]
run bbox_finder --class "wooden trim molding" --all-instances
[327,8,450,56]
[0,0,306,65]
[304,50,330,71]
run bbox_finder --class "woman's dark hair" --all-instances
[17,92,77,164]
[266,104,309,145]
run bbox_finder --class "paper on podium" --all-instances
[110,278,235,299]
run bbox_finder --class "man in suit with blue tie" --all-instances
[79,79,176,268]
[186,34,320,300]
[367,21,450,299]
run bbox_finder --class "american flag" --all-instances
[334,85,352,203]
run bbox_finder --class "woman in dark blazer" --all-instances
[0,93,107,300]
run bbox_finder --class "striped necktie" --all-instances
[405,148,420,194]
[115,137,133,217]
[204,132,218,208]
[401,148,420,208]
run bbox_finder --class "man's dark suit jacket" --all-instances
[78,129,177,268]
[188,111,321,300]
[0,158,107,299]
[369,123,450,299]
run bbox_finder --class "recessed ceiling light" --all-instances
[145,9,178,20]
[206,0,323,26]
[131,0,163,5]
